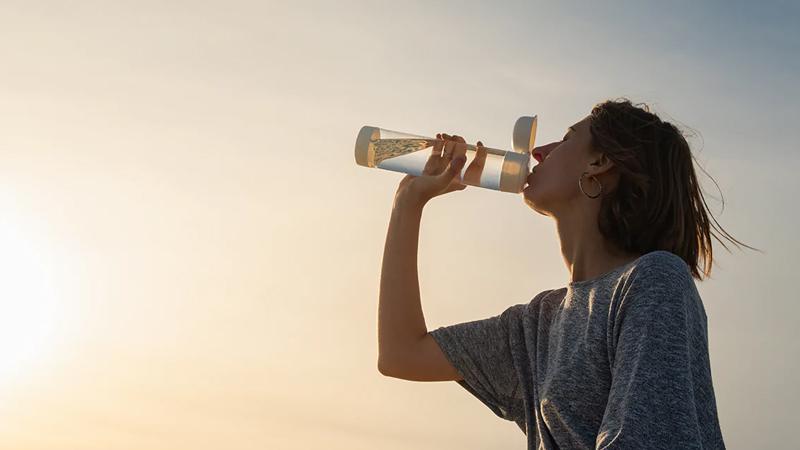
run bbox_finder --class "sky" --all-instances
[0,1,798,448]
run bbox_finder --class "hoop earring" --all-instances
[578,172,603,199]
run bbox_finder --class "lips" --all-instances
[522,168,536,191]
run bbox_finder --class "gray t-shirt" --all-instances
[429,250,725,449]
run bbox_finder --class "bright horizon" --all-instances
[1,1,798,448]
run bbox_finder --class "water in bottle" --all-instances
[354,116,537,194]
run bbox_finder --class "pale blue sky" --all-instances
[0,1,797,449]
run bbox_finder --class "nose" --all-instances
[531,141,558,162]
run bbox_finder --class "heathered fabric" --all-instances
[429,250,725,449]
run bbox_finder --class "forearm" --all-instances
[377,194,428,365]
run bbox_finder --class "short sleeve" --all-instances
[596,255,725,449]
[429,303,527,429]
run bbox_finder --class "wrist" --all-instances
[393,191,426,212]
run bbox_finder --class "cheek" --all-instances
[535,159,582,195]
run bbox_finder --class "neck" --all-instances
[554,206,641,284]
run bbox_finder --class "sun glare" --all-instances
[0,218,61,385]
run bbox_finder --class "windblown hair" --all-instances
[589,98,759,281]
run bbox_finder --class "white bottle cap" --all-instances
[512,115,538,154]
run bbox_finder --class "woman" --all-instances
[377,99,754,449]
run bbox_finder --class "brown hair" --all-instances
[589,98,760,281]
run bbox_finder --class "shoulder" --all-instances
[613,252,708,339]
[628,250,694,289]
[525,288,565,310]
[617,251,701,316]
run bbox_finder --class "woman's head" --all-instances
[523,98,756,280]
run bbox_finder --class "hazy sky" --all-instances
[1,1,798,449]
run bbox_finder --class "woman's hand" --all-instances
[394,133,487,207]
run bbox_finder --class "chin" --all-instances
[522,189,553,217]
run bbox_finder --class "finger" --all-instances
[433,132,451,173]
[439,154,466,185]
[451,135,468,161]
[432,133,444,157]
[476,140,487,161]
[442,179,468,195]
[423,133,444,174]
[463,140,487,185]
[443,138,456,159]
[423,151,440,174]
[450,154,466,181]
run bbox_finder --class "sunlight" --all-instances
[0,217,61,385]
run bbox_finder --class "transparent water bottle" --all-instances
[354,116,537,194]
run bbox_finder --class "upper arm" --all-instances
[380,302,533,430]
[378,333,463,382]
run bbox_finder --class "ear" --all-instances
[587,152,615,177]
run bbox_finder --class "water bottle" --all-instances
[354,116,537,194]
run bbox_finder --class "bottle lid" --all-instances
[512,115,538,154]
[354,125,379,167]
